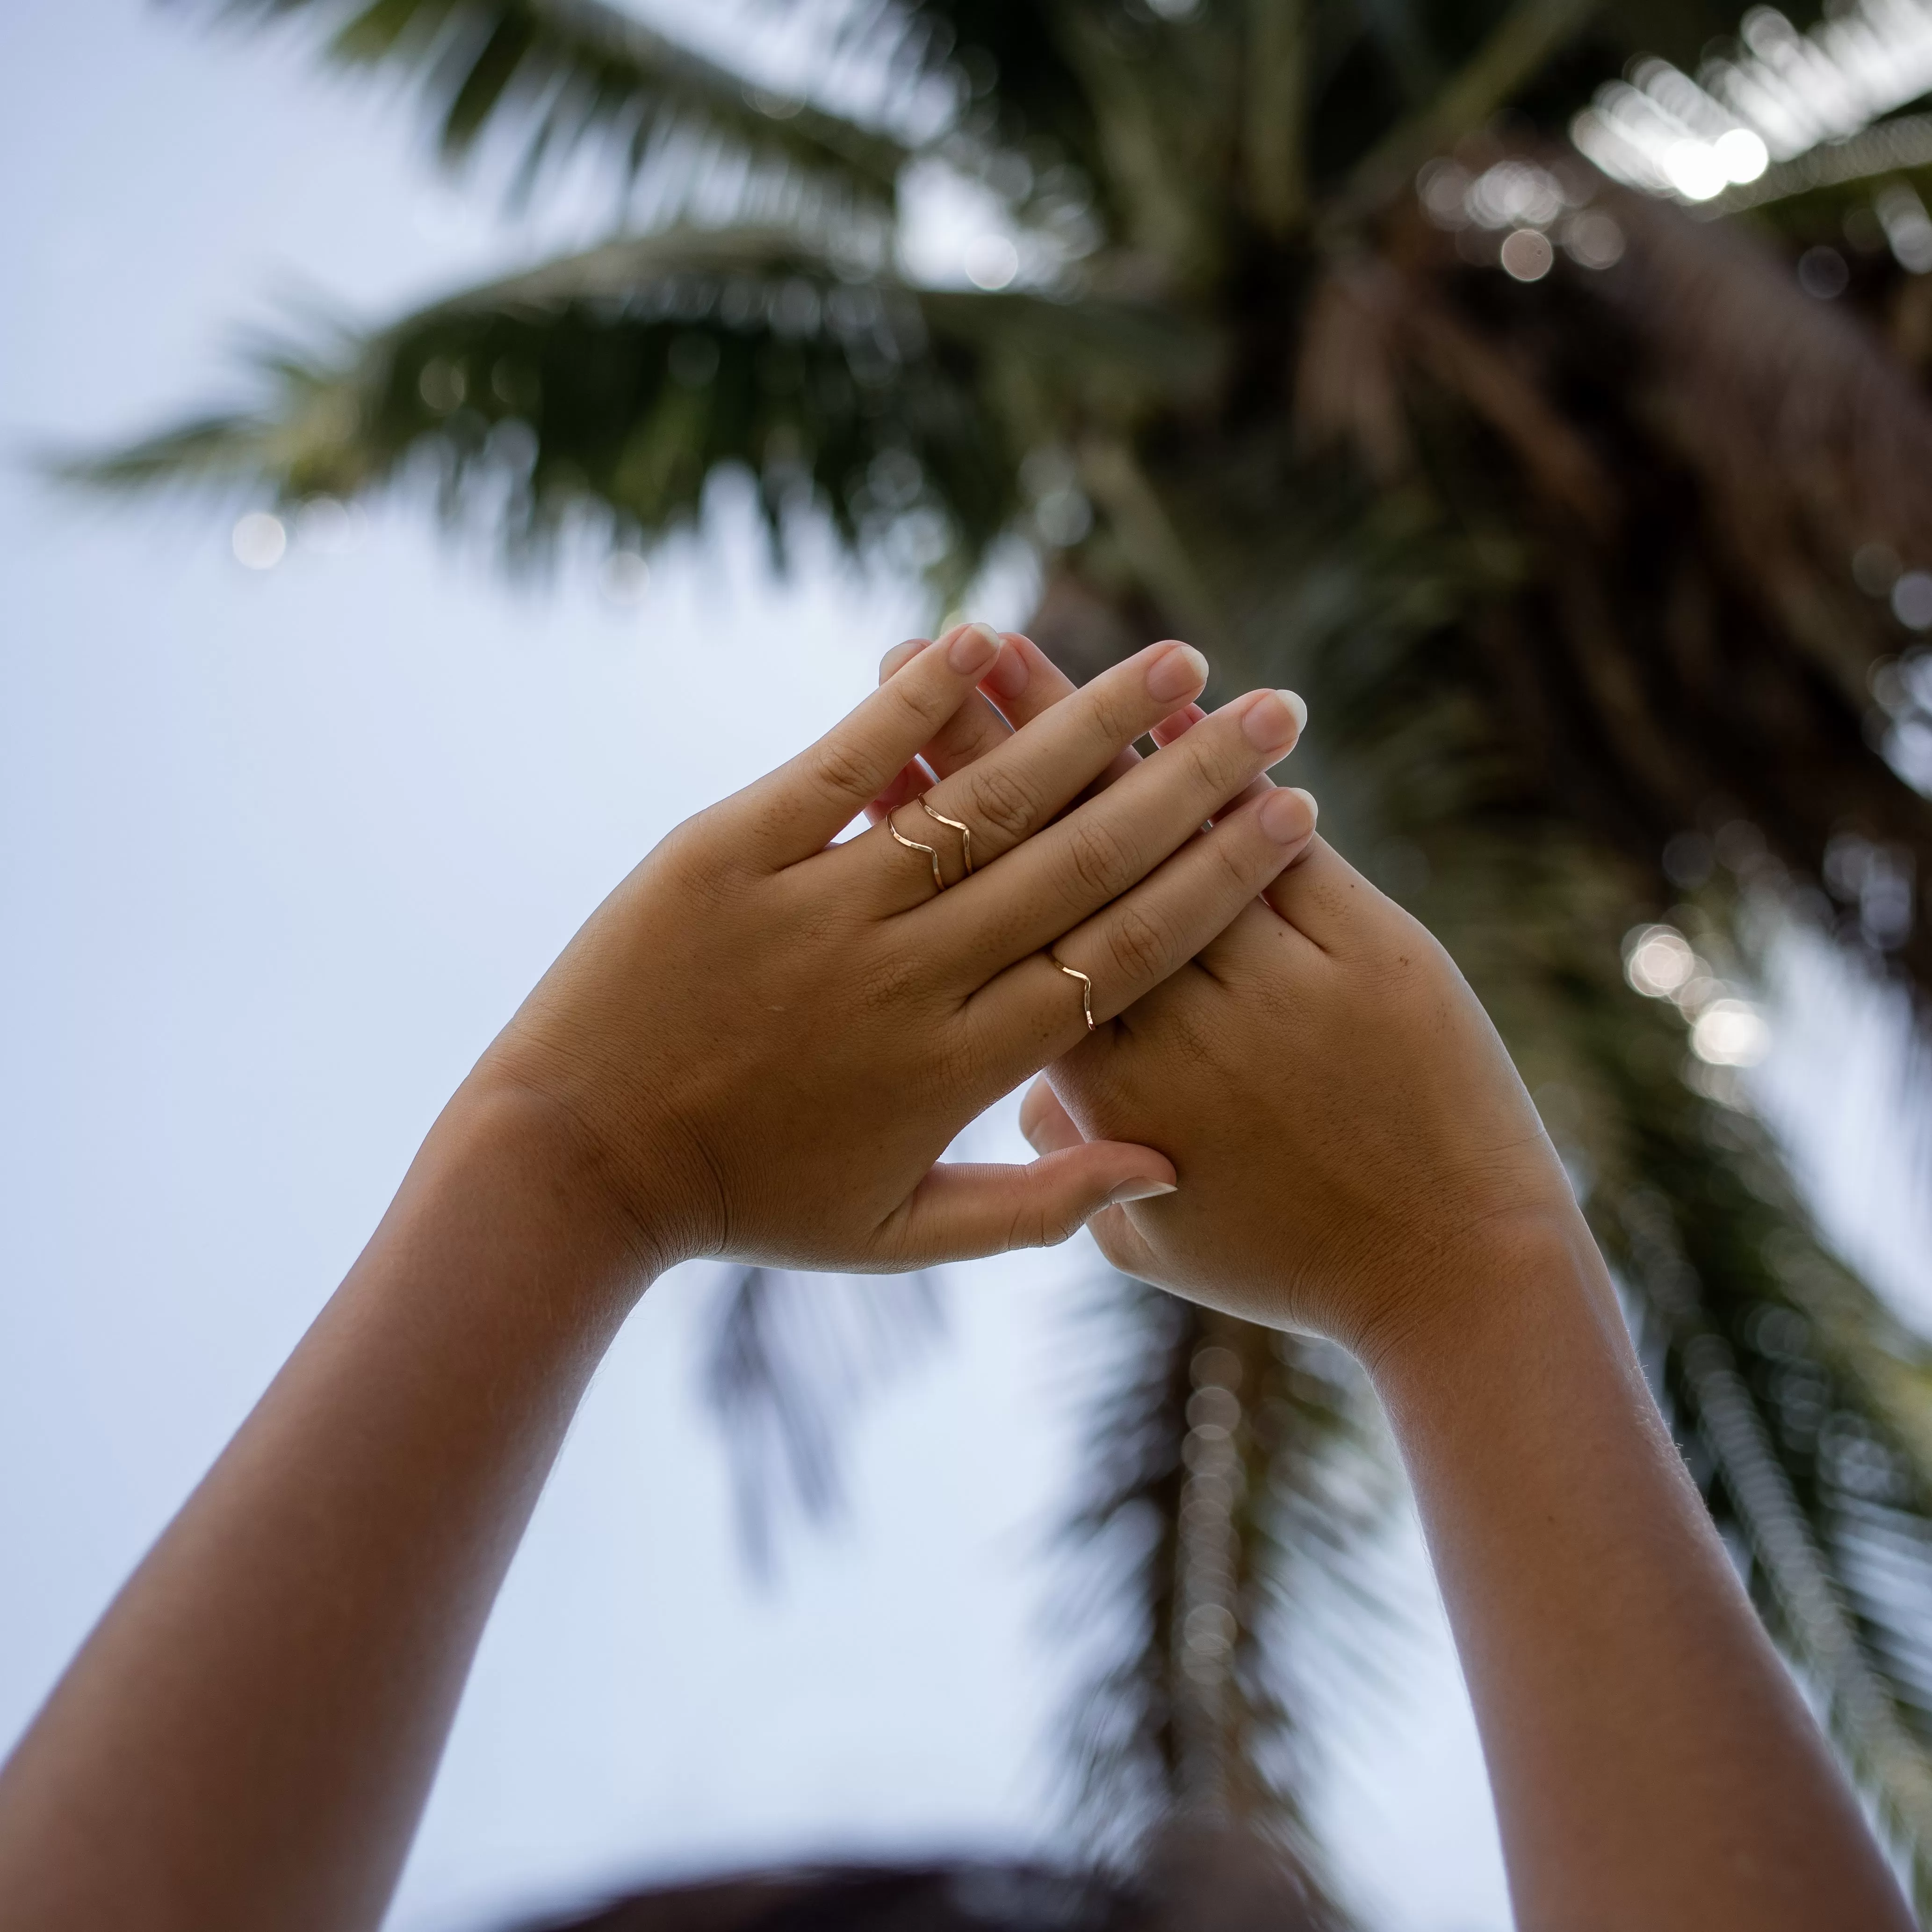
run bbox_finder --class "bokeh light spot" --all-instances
[231,511,286,571]
[1499,228,1555,281]
[1797,246,1850,300]
[963,235,1018,290]
[1692,999,1771,1067]
[1624,924,1696,996]
[1892,570,1932,631]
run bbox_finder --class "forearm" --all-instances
[0,1079,656,1932]
[1368,1211,1912,1932]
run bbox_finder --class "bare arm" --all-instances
[1370,1212,1905,1930]
[0,625,1317,1932]
[0,1088,644,1932]
[1019,822,1913,1929]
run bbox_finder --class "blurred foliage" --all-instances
[81,0,1932,1909]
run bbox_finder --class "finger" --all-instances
[927,688,1307,978]
[876,1146,1178,1267]
[879,636,931,682]
[986,633,1145,797]
[1019,1072,1084,1154]
[1153,699,1281,821]
[966,785,1319,1056]
[863,759,930,827]
[855,639,1211,899]
[1038,1073,1164,1281]
[877,629,1023,783]
[916,683,1016,781]
[1166,785,1324,981]
[1261,832,1379,950]
[1148,702,1208,748]
[979,631,1080,728]
[727,622,1008,866]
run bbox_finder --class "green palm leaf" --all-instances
[208,0,908,203]
[63,224,1208,592]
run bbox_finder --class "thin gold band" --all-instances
[887,809,945,892]
[918,795,973,876]
[1052,954,1096,1032]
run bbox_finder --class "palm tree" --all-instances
[74,0,1932,1909]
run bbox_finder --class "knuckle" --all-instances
[1186,717,1256,792]
[806,735,876,805]
[963,762,1041,843]
[1105,902,1176,985]
[1005,1194,1076,1254]
[1086,677,1146,745]
[1209,823,1264,894]
[655,817,746,909]
[1065,815,1139,901]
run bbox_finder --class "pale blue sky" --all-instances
[4,8,1924,1932]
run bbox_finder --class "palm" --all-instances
[83,0,1932,1908]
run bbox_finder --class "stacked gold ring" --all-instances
[918,796,973,875]
[886,811,945,892]
[887,793,975,892]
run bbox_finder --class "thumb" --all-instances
[882,1144,1177,1267]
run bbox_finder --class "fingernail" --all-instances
[984,637,1030,699]
[1241,689,1303,752]
[1108,1178,1178,1205]
[1260,786,1317,842]
[948,622,1002,674]
[1146,642,1210,704]
[1281,690,1308,734]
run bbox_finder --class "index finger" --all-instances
[728,623,1009,865]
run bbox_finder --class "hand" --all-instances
[474,623,1320,1278]
[1026,826,1574,1358]
[877,631,1571,1357]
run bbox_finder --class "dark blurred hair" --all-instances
[517,1830,1330,1932]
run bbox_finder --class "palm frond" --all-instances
[1323,0,1598,232]
[203,0,908,209]
[702,1267,942,1572]
[62,224,1211,593]
[1287,190,1932,991]
[1051,1271,1384,1921]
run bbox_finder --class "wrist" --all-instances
[1352,1199,1622,1397]
[412,1070,687,1327]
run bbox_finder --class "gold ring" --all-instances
[918,795,973,875]
[1051,953,1096,1032]
[887,808,945,892]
